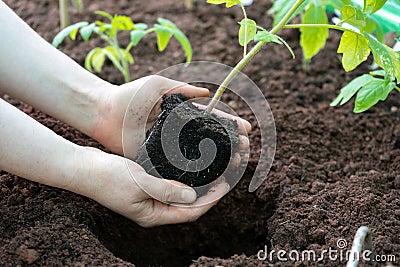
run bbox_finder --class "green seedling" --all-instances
[58,0,84,29]
[184,0,195,9]
[72,0,84,12]
[59,0,70,29]
[52,11,192,82]
[205,0,400,114]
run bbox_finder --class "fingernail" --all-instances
[199,87,210,93]
[182,188,197,203]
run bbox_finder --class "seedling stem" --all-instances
[205,0,306,114]
[59,0,70,29]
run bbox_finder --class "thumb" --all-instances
[139,174,197,204]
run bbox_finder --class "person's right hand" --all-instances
[91,75,210,156]
[90,75,251,158]
[69,146,228,227]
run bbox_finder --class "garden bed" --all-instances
[1,0,399,266]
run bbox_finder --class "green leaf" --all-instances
[154,25,173,52]
[92,50,105,72]
[122,50,134,64]
[112,15,135,33]
[330,74,374,106]
[268,0,310,26]
[364,16,375,33]
[254,30,282,44]
[52,21,89,47]
[268,0,295,21]
[170,27,193,62]
[300,3,329,61]
[84,47,102,72]
[337,31,370,71]
[79,23,96,41]
[340,5,366,27]
[134,23,148,30]
[154,18,193,62]
[364,33,400,82]
[364,16,384,43]
[96,21,112,33]
[130,30,147,46]
[321,0,348,10]
[363,0,388,14]
[95,11,113,21]
[354,78,395,112]
[206,0,241,8]
[69,28,79,40]
[157,18,176,28]
[102,46,124,71]
[369,69,386,76]
[254,30,295,58]
[72,0,84,11]
[238,18,257,46]
[372,17,384,43]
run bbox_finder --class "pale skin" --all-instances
[0,1,251,227]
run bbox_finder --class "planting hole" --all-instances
[92,177,272,267]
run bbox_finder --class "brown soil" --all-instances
[1,0,399,266]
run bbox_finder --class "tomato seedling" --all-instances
[52,11,192,82]
[59,0,70,29]
[205,0,400,113]
[58,0,84,29]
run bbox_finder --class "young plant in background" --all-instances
[59,0,70,29]
[184,0,195,9]
[72,0,84,12]
[58,0,84,29]
[205,0,400,114]
[52,11,192,82]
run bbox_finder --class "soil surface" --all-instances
[136,93,239,187]
[1,0,399,266]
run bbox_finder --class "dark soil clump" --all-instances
[136,94,240,187]
[1,0,400,266]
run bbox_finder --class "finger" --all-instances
[166,84,210,99]
[148,101,162,122]
[146,182,229,226]
[193,103,252,134]
[147,84,209,122]
[137,174,197,204]
[242,151,250,163]
[238,135,250,150]
[145,121,154,132]
[145,201,213,227]
[228,153,241,167]
[149,75,209,98]
[192,182,229,206]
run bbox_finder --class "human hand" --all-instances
[92,75,209,155]
[91,75,251,158]
[71,147,228,227]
